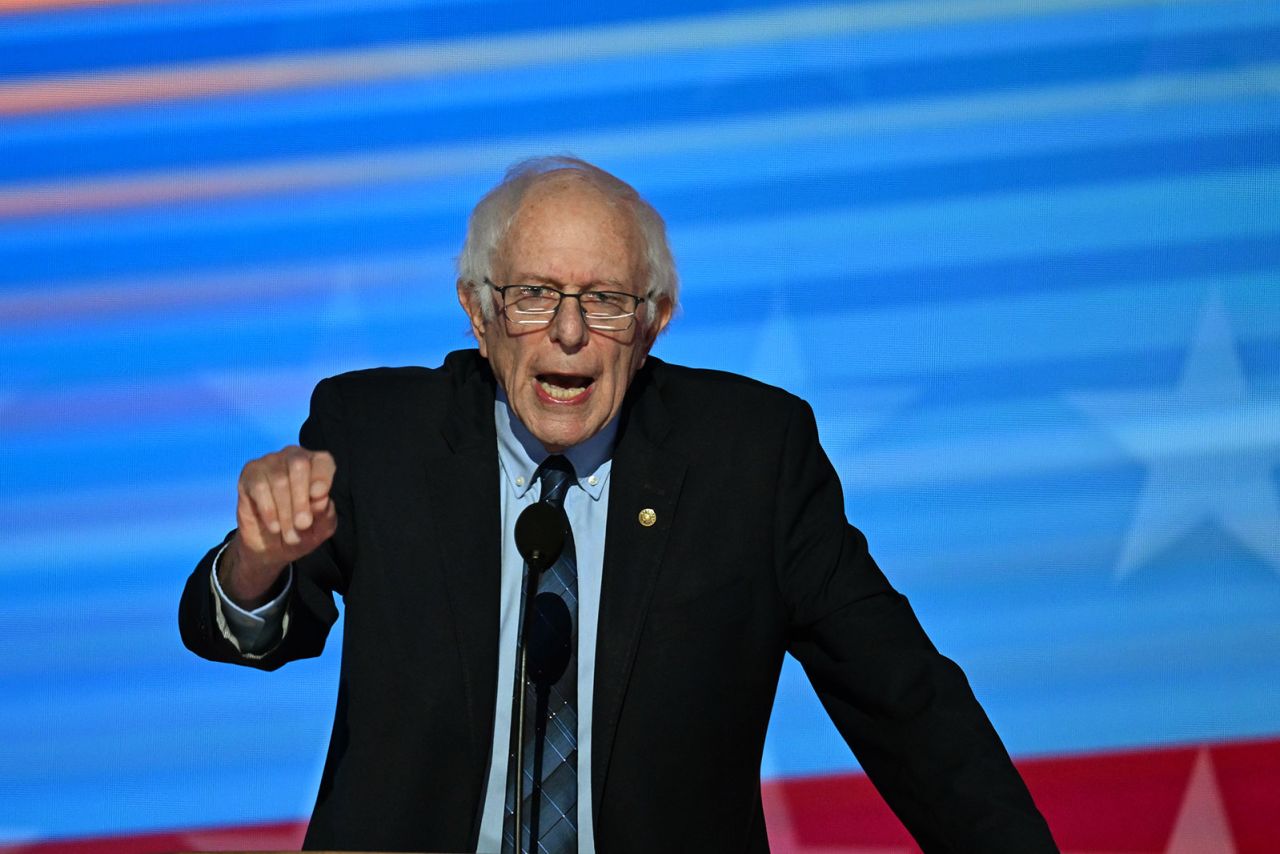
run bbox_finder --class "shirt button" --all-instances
[588,475,598,486]
[515,476,525,487]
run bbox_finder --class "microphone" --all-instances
[514,501,566,573]
[510,499,569,853]
[527,592,572,686]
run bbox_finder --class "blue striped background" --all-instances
[1,0,1277,841]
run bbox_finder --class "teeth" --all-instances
[539,379,587,400]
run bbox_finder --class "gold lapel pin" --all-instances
[638,508,657,527]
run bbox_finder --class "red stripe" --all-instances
[0,821,306,854]
[10,736,1279,853]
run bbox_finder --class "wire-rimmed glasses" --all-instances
[484,278,646,332]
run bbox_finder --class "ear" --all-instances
[650,296,674,338]
[457,278,490,355]
[637,296,674,365]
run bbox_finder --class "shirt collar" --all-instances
[494,386,617,501]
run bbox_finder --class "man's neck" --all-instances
[494,386,620,476]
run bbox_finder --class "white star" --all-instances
[1070,291,1280,578]
[1057,748,1239,854]
[1164,749,1237,854]
[199,367,325,444]
[750,297,814,397]
[748,299,915,458]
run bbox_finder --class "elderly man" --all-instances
[179,157,1057,853]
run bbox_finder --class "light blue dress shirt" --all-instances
[213,389,615,854]
[478,389,614,854]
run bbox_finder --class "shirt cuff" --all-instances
[210,540,292,658]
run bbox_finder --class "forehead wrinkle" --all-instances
[497,179,644,286]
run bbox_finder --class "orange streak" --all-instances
[0,169,319,218]
[0,0,169,13]
[0,41,497,115]
[0,149,460,219]
[0,252,443,327]
[0,59,352,115]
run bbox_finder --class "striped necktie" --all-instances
[503,455,578,853]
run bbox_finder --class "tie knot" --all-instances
[536,455,575,508]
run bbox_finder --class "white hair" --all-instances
[457,155,678,326]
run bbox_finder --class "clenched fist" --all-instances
[219,445,338,608]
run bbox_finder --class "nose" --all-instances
[548,293,589,350]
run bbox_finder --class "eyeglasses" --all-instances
[484,278,646,332]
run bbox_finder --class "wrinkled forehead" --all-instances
[496,174,646,283]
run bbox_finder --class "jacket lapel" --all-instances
[592,362,687,824]
[419,354,688,831]
[421,357,502,799]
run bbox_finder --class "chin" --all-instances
[536,428,587,452]
[529,417,596,452]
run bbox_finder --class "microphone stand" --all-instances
[511,500,566,854]
[528,683,550,845]
[513,544,549,854]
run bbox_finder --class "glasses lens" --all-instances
[587,317,634,331]
[505,287,558,324]
[580,292,633,317]
[583,293,638,331]
[499,285,639,330]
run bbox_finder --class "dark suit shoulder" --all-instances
[318,349,487,397]
[318,365,445,408]
[645,357,808,432]
[310,350,493,434]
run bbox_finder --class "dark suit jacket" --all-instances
[179,349,1056,853]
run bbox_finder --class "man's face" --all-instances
[458,178,672,452]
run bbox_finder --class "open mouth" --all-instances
[536,373,595,402]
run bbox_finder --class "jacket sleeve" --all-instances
[776,398,1058,852]
[178,377,355,672]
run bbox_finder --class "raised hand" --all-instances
[219,445,338,608]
